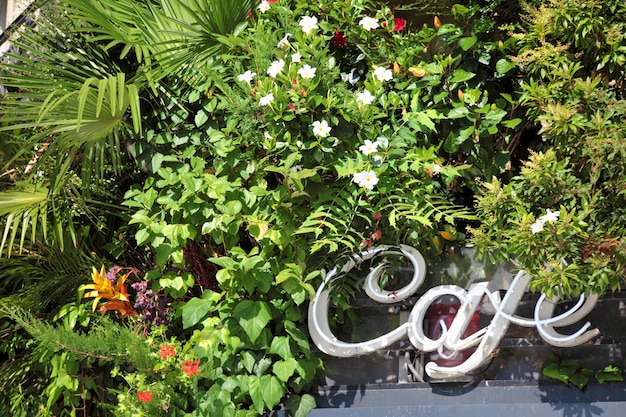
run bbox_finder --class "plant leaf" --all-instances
[232,300,272,343]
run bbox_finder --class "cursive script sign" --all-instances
[308,245,600,379]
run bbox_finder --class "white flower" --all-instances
[359,17,380,31]
[531,209,560,234]
[352,170,379,190]
[531,221,545,235]
[299,15,319,34]
[312,120,331,138]
[540,209,560,223]
[258,0,270,13]
[359,140,379,156]
[341,68,360,84]
[297,64,316,79]
[237,70,256,83]
[267,59,285,78]
[375,136,389,148]
[278,33,292,49]
[373,66,393,82]
[275,141,288,149]
[432,162,441,174]
[292,52,302,63]
[259,93,274,106]
[356,90,375,105]
[264,131,272,140]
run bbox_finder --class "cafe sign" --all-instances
[308,245,600,379]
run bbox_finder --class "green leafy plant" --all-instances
[5,0,614,415]
[542,353,623,389]
[471,0,626,298]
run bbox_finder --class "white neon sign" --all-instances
[308,245,600,379]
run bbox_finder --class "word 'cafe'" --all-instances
[308,245,600,379]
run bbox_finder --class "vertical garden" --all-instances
[0,0,625,415]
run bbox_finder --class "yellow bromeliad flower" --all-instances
[80,265,136,316]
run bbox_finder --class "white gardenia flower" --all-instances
[259,93,274,106]
[352,170,379,190]
[375,136,389,148]
[278,33,292,49]
[359,140,379,156]
[292,52,302,63]
[258,0,270,13]
[356,90,375,105]
[267,59,285,78]
[297,64,317,79]
[299,15,319,34]
[359,16,380,31]
[373,66,393,82]
[539,208,560,223]
[531,209,560,234]
[312,120,331,138]
[531,221,545,235]
[237,70,256,83]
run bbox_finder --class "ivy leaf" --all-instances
[284,321,311,357]
[253,356,273,377]
[570,368,594,390]
[232,300,272,343]
[260,375,284,410]
[596,365,624,383]
[542,363,570,384]
[269,336,293,360]
[286,394,317,417]
[154,244,173,267]
[181,291,220,329]
[240,351,257,374]
[542,354,580,385]
[248,376,264,414]
[273,358,297,381]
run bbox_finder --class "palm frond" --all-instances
[62,0,254,88]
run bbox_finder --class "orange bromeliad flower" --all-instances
[80,265,137,316]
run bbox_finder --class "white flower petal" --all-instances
[359,17,380,31]
[299,16,319,34]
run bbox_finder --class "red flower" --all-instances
[159,344,176,360]
[181,359,201,377]
[137,390,153,403]
[393,17,406,32]
[268,0,277,2]
[332,30,347,48]
[289,103,295,111]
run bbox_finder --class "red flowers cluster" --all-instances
[393,17,406,32]
[137,390,153,403]
[159,344,176,360]
[332,30,347,48]
[181,359,201,377]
